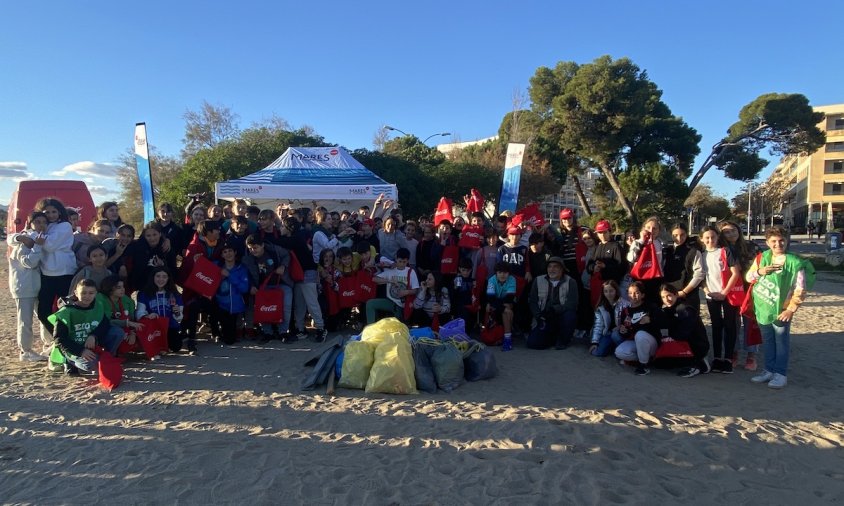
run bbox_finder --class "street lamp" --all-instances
[384,125,451,144]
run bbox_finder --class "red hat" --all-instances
[363,218,375,227]
[595,220,611,232]
[559,208,575,220]
[507,226,522,235]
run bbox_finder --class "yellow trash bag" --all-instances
[361,317,410,346]
[365,333,417,395]
[338,341,377,390]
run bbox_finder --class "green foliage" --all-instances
[181,101,241,160]
[593,163,689,230]
[158,127,325,219]
[382,136,446,166]
[116,146,183,229]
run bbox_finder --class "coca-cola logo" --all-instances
[642,261,652,269]
[259,305,278,312]
[360,285,372,293]
[442,258,453,264]
[435,209,449,216]
[342,290,356,297]
[147,330,161,342]
[195,272,214,285]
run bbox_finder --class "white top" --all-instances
[40,222,77,276]
[376,266,419,306]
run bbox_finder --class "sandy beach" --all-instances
[1,249,843,505]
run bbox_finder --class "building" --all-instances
[538,169,602,222]
[773,103,844,231]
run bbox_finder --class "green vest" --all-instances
[48,300,108,350]
[752,250,815,325]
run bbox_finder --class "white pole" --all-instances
[746,182,752,240]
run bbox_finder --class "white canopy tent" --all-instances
[214,147,398,213]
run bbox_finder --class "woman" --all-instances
[746,226,814,389]
[588,220,625,285]
[410,271,451,328]
[98,201,123,236]
[719,220,762,370]
[614,281,661,375]
[657,284,711,378]
[662,222,705,309]
[34,198,77,336]
[125,221,178,295]
[626,216,666,302]
[378,216,409,262]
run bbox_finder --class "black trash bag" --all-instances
[464,341,498,381]
[413,343,438,394]
[431,343,464,393]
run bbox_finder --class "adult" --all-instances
[34,198,77,335]
[747,226,814,389]
[527,256,578,350]
[662,222,705,309]
[98,201,123,237]
[377,216,409,262]
[549,208,590,335]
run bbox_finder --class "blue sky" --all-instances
[1,1,842,207]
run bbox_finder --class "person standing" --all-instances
[747,226,814,389]
[34,198,77,336]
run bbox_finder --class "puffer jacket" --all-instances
[590,299,630,344]
[215,263,250,314]
[8,232,42,298]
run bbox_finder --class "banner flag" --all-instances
[498,143,525,214]
[134,122,155,224]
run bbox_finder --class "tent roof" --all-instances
[227,146,389,186]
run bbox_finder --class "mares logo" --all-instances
[292,153,330,161]
[349,187,369,195]
[195,272,214,285]
[259,305,278,313]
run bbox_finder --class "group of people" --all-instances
[8,194,813,389]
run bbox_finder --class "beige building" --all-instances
[774,103,844,231]
[538,169,602,222]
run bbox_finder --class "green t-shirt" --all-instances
[48,300,108,357]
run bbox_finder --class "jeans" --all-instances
[593,329,624,357]
[760,321,790,376]
[65,325,125,372]
[294,271,324,330]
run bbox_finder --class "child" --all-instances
[589,280,629,357]
[452,257,477,331]
[49,278,125,375]
[69,245,113,294]
[318,248,342,331]
[614,281,660,375]
[366,248,419,324]
[657,284,711,378]
[700,226,741,374]
[411,271,451,327]
[98,276,143,355]
[72,219,113,268]
[243,234,294,342]
[136,267,184,353]
[216,241,250,345]
[404,221,419,268]
[9,211,49,361]
[486,262,517,350]
[225,215,251,258]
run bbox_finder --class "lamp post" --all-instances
[384,125,451,145]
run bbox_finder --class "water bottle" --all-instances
[455,276,463,289]
[502,335,513,352]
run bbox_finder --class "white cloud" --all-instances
[88,185,120,197]
[51,161,120,178]
[0,161,33,180]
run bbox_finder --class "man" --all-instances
[549,208,589,336]
[527,256,578,350]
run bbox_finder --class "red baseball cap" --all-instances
[595,220,611,232]
[559,208,575,220]
[507,226,522,235]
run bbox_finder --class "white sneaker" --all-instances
[767,373,787,389]
[20,351,47,362]
[751,370,774,384]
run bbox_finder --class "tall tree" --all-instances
[115,146,183,228]
[531,56,701,226]
[688,93,826,192]
[181,101,241,160]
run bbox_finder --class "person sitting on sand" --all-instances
[614,281,661,376]
[589,280,628,357]
[656,283,711,378]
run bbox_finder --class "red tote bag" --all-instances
[434,197,454,226]
[654,339,694,360]
[288,251,305,283]
[356,270,376,304]
[97,347,124,391]
[458,225,483,250]
[136,316,170,359]
[183,256,223,299]
[338,274,358,310]
[254,275,284,324]
[479,309,504,346]
[440,245,459,274]
[402,269,415,321]
[629,242,663,280]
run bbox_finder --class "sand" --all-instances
[1,246,843,505]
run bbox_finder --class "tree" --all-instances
[688,93,826,192]
[372,125,390,151]
[115,146,183,228]
[159,126,325,218]
[531,56,701,226]
[684,184,731,230]
[181,101,241,160]
[382,135,447,166]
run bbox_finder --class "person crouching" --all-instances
[527,256,578,350]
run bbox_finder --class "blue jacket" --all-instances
[215,262,250,314]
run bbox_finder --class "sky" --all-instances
[2,0,842,207]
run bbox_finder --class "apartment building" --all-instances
[773,103,844,231]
